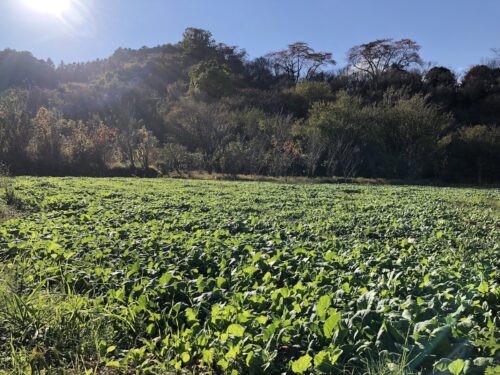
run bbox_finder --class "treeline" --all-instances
[0,29,499,182]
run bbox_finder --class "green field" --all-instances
[0,178,498,374]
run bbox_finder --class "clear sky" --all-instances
[1,0,499,73]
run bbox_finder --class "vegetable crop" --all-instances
[0,178,498,374]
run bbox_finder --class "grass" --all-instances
[0,263,120,374]
[0,203,16,223]
[0,175,18,223]
[165,170,500,189]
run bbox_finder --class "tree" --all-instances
[27,107,64,172]
[90,122,119,169]
[189,60,235,99]
[245,57,276,89]
[160,143,200,175]
[0,90,32,172]
[261,114,300,176]
[425,67,456,88]
[297,121,326,176]
[303,92,366,177]
[294,81,333,103]
[163,98,234,173]
[462,65,500,98]
[179,28,217,62]
[267,42,336,83]
[0,49,57,90]
[285,81,334,118]
[374,90,452,178]
[115,116,160,170]
[219,108,269,174]
[439,125,500,183]
[134,127,159,170]
[347,39,423,87]
[483,48,500,68]
[63,117,118,173]
[214,43,247,75]
[423,67,457,109]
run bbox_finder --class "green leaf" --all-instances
[202,349,214,364]
[185,308,197,322]
[316,295,331,320]
[217,358,229,370]
[341,282,351,293]
[243,265,258,275]
[448,359,465,375]
[292,354,312,374]
[330,348,342,365]
[402,309,412,320]
[314,347,343,372]
[256,315,269,325]
[226,343,240,359]
[478,280,489,294]
[216,276,226,288]
[246,351,254,367]
[181,352,190,363]
[486,366,500,375]
[106,345,117,353]
[433,359,449,372]
[263,272,272,283]
[159,272,173,285]
[314,351,329,367]
[324,310,341,338]
[226,323,245,337]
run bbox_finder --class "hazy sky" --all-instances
[1,0,499,72]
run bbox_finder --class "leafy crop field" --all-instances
[0,178,498,374]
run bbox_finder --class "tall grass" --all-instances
[0,163,23,221]
[0,265,116,374]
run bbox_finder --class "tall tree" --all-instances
[179,28,217,62]
[425,67,457,88]
[189,60,235,99]
[267,42,335,83]
[0,90,32,171]
[487,48,500,68]
[347,39,423,86]
[163,98,234,173]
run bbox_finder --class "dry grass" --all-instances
[0,173,19,223]
[166,170,391,185]
[0,204,17,223]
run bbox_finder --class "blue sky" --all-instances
[1,0,499,72]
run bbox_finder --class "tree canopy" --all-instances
[0,28,498,183]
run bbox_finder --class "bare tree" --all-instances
[324,138,361,178]
[267,42,336,83]
[262,114,299,176]
[302,126,326,176]
[347,39,423,86]
[119,121,139,169]
[134,127,159,170]
[164,98,234,173]
[488,48,500,68]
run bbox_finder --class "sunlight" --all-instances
[24,0,72,17]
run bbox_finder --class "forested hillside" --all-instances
[0,28,499,182]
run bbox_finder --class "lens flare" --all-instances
[24,0,72,17]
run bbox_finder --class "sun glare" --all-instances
[24,0,72,17]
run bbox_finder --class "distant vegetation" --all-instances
[0,28,499,182]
